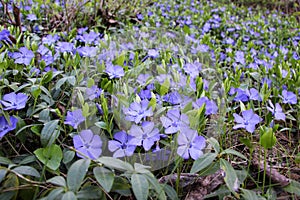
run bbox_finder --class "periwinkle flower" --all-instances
[235,51,245,65]
[64,109,85,129]
[280,90,297,104]
[177,127,206,160]
[108,131,136,158]
[0,29,10,42]
[148,49,159,58]
[85,85,102,100]
[233,109,262,133]
[128,121,160,151]
[247,88,262,101]
[229,88,249,102]
[27,14,37,21]
[73,129,102,159]
[10,47,34,65]
[160,109,189,134]
[193,97,218,115]
[42,34,59,45]
[0,92,28,110]
[136,74,150,85]
[77,31,100,44]
[76,46,98,57]
[56,42,75,53]
[163,91,182,105]
[267,101,285,121]
[123,99,153,124]
[105,63,124,79]
[0,116,18,139]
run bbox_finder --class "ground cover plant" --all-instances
[0,0,300,199]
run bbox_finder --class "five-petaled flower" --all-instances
[108,131,136,158]
[105,63,124,79]
[128,121,160,151]
[267,101,286,121]
[123,99,153,124]
[160,109,189,134]
[280,90,297,104]
[177,127,206,160]
[64,109,85,129]
[233,109,262,133]
[73,129,102,159]
[10,47,34,65]
[85,85,102,100]
[0,92,28,111]
[0,116,18,139]
[193,97,218,115]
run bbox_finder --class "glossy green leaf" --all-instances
[94,167,114,192]
[190,152,217,173]
[283,180,300,196]
[131,173,149,200]
[47,176,66,187]
[67,159,90,192]
[220,159,239,195]
[240,188,265,200]
[41,120,59,147]
[221,149,247,160]
[62,191,77,200]
[12,166,40,177]
[260,127,276,149]
[0,168,7,183]
[96,156,134,172]
[34,144,63,170]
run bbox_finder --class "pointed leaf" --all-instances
[93,167,114,192]
[12,166,40,177]
[62,191,77,200]
[96,157,134,172]
[47,176,66,187]
[67,159,90,192]
[190,153,217,173]
[41,120,59,147]
[220,159,239,195]
[131,173,149,200]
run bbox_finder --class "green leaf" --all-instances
[87,78,95,88]
[62,191,77,200]
[47,176,66,187]
[240,188,265,200]
[46,188,64,200]
[190,153,217,173]
[41,70,53,84]
[93,167,114,192]
[67,159,90,192]
[220,149,247,160]
[134,163,151,174]
[144,173,166,200]
[163,184,178,200]
[41,120,59,147]
[207,137,220,153]
[220,159,239,195]
[0,168,7,183]
[95,121,107,130]
[12,166,40,177]
[96,157,134,172]
[259,127,276,149]
[159,78,170,96]
[63,150,75,164]
[131,173,149,200]
[0,156,12,165]
[34,144,63,171]
[283,180,300,196]
[77,185,104,199]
